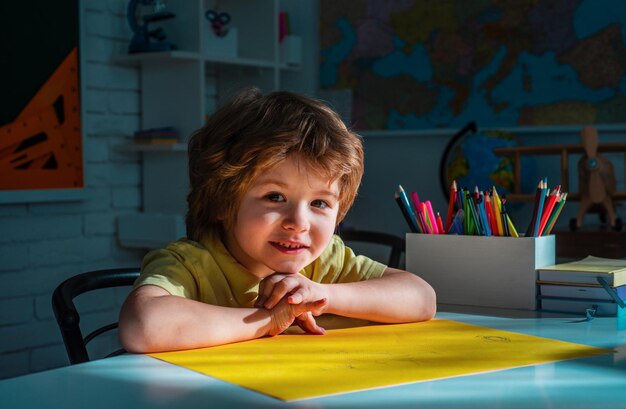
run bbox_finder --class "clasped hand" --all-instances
[255,273,329,336]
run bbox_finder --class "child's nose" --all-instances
[283,203,310,232]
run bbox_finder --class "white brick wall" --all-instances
[0,0,147,379]
[0,0,314,380]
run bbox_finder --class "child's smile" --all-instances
[270,240,309,253]
[224,155,340,278]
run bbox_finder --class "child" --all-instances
[119,88,436,353]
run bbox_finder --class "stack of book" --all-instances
[133,127,179,144]
[537,256,626,317]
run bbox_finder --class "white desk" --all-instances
[3,310,626,409]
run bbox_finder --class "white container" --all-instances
[206,27,238,58]
[406,234,555,310]
[280,35,302,66]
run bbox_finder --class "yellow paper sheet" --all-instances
[149,319,610,401]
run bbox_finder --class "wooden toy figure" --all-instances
[575,126,617,229]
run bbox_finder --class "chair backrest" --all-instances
[52,267,140,365]
[337,229,406,269]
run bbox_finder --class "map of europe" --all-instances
[320,0,626,130]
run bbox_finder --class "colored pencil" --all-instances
[398,185,420,232]
[410,191,427,233]
[425,201,439,234]
[420,203,433,234]
[457,187,464,212]
[525,179,544,237]
[544,193,568,235]
[532,179,548,237]
[492,187,504,236]
[436,212,445,235]
[484,193,497,234]
[506,214,519,237]
[500,197,510,237]
[453,210,464,235]
[445,180,457,232]
[462,191,471,234]
[466,192,481,235]
[477,196,491,236]
[395,187,418,233]
[537,189,559,236]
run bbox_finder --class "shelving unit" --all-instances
[117,0,309,248]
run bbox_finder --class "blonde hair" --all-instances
[186,88,364,241]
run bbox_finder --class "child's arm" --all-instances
[119,284,327,353]
[257,268,436,323]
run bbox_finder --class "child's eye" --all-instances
[311,199,330,209]
[265,193,285,202]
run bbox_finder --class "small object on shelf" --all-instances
[133,126,179,144]
[205,9,231,37]
[575,126,620,230]
[278,11,289,42]
[278,11,300,66]
[280,35,302,66]
[127,0,177,54]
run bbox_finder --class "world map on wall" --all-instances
[320,0,626,130]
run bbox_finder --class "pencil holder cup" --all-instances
[406,234,555,310]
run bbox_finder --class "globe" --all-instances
[440,128,535,202]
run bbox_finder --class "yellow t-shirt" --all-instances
[135,234,387,308]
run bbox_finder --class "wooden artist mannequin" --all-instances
[576,126,617,229]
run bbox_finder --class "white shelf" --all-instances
[114,51,299,71]
[113,50,202,65]
[207,55,274,68]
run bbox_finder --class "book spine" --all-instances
[537,271,615,286]
[538,284,626,300]
[539,297,625,317]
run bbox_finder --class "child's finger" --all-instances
[296,312,326,335]
[287,291,304,304]
[287,284,313,305]
[263,277,299,309]
[255,274,284,308]
[294,298,328,316]
[310,298,328,316]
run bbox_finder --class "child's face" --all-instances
[224,155,340,278]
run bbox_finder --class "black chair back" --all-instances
[338,229,406,269]
[52,267,140,365]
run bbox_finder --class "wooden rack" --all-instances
[493,143,626,201]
